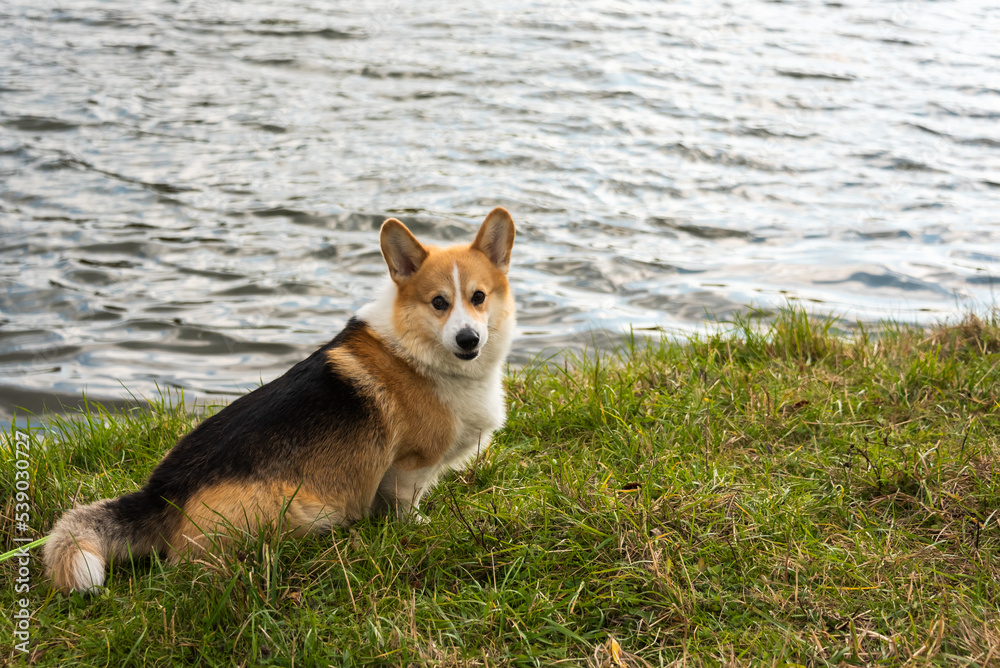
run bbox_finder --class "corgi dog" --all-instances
[44,207,516,594]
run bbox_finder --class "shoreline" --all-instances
[3,306,996,425]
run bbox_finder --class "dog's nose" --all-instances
[456,328,480,351]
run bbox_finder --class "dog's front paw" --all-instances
[397,505,430,524]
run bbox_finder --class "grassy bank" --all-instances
[2,310,999,667]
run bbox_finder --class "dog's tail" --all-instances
[43,490,169,594]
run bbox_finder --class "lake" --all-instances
[1,0,998,418]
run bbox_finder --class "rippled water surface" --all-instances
[2,0,999,416]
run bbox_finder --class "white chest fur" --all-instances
[432,366,507,471]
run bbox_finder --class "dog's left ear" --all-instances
[472,207,515,273]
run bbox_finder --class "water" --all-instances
[2,0,999,417]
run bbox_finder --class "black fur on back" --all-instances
[110,317,380,549]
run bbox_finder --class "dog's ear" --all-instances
[472,207,515,273]
[380,218,428,284]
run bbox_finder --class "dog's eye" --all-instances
[471,290,486,305]
[431,296,449,311]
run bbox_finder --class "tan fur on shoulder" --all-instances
[328,325,456,469]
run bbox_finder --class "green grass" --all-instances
[2,309,999,666]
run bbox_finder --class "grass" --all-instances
[2,308,999,667]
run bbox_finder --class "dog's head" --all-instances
[378,208,516,374]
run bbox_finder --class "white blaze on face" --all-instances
[442,262,488,355]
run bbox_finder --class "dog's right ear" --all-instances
[380,218,428,284]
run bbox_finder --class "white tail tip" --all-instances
[71,551,106,592]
